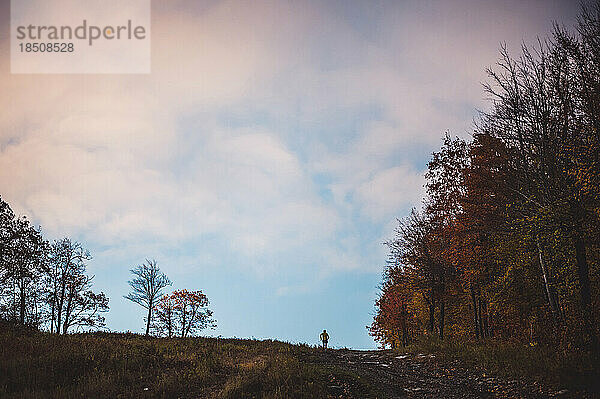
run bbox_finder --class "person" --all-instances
[320,329,329,349]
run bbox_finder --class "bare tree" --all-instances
[43,238,109,334]
[63,288,109,333]
[45,238,89,333]
[124,259,171,335]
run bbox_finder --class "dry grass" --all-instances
[403,335,600,394]
[0,323,346,398]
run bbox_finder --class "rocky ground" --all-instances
[304,349,595,399]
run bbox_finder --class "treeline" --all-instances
[0,197,216,337]
[370,4,600,350]
[0,197,108,333]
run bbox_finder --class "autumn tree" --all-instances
[152,290,215,338]
[371,2,600,350]
[171,290,216,338]
[125,259,171,336]
[427,135,469,339]
[386,210,431,333]
[152,294,176,338]
[456,133,513,339]
[369,270,415,348]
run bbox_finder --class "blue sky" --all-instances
[0,0,579,348]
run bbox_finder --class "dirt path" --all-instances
[309,350,583,399]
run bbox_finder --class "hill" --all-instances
[1,324,598,398]
[0,324,373,398]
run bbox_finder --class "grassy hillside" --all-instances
[0,323,373,399]
[4,323,598,398]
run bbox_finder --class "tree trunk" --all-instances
[19,281,26,325]
[477,298,484,340]
[401,306,409,347]
[429,301,435,333]
[57,278,67,334]
[471,287,480,339]
[482,299,490,338]
[145,303,152,336]
[63,292,73,334]
[536,235,558,320]
[439,300,445,340]
[424,292,435,333]
[182,304,188,338]
[574,228,597,347]
[56,303,62,334]
[50,298,55,334]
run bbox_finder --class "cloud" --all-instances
[0,0,579,278]
[355,165,425,220]
[0,0,582,345]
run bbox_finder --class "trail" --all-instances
[307,349,584,399]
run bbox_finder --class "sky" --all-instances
[0,0,581,348]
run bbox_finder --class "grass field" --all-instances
[0,323,375,399]
[3,323,599,398]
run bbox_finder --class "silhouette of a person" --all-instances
[320,329,329,349]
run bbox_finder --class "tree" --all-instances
[456,133,513,339]
[171,289,216,338]
[424,135,469,339]
[62,289,109,333]
[369,272,414,348]
[152,294,176,338]
[479,12,600,345]
[371,2,600,349]
[152,290,216,338]
[552,2,600,347]
[385,210,440,336]
[125,259,171,335]
[0,197,47,327]
[0,197,108,333]
[0,197,15,294]
[44,238,109,334]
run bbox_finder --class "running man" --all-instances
[320,329,329,349]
